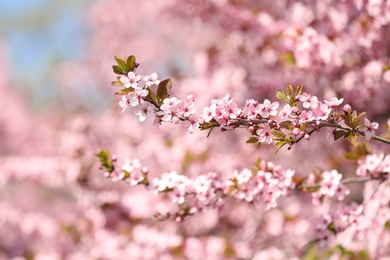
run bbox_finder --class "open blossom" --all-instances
[119,95,129,112]
[257,99,279,118]
[200,105,215,123]
[161,97,183,124]
[120,159,148,185]
[357,153,390,178]
[360,118,379,140]
[319,170,350,200]
[128,87,148,107]
[134,102,154,122]
[181,95,196,118]
[120,72,142,88]
[315,203,365,244]
[242,99,259,119]
[298,93,318,109]
[277,104,292,121]
[311,102,331,121]
[143,72,160,87]
[299,110,314,124]
[200,95,241,126]
[183,114,199,133]
[213,95,241,125]
[324,97,344,108]
[226,164,295,209]
[256,124,273,144]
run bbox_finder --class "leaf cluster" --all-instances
[96,150,114,173]
[112,55,137,75]
[276,84,303,107]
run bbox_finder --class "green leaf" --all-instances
[353,111,366,127]
[246,137,259,143]
[385,220,390,229]
[302,243,318,260]
[126,55,136,72]
[287,85,294,97]
[224,243,236,257]
[348,133,357,144]
[200,122,217,130]
[279,121,294,130]
[95,150,114,173]
[276,90,289,103]
[356,250,370,260]
[111,81,122,87]
[345,152,359,160]
[295,84,303,97]
[274,140,287,154]
[271,129,286,139]
[333,130,349,141]
[255,158,262,170]
[156,78,172,101]
[339,113,353,128]
[114,56,127,70]
[112,65,127,75]
[115,88,134,95]
[206,127,215,138]
[345,142,372,160]
[143,88,159,105]
[182,150,194,171]
[327,222,337,235]
[279,51,296,66]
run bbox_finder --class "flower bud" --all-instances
[343,104,351,113]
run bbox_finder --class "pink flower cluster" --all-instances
[104,156,296,216]
[105,158,149,185]
[308,170,350,205]
[118,73,355,147]
[160,95,199,132]
[315,204,365,245]
[357,153,390,179]
[296,92,339,123]
[225,161,295,210]
[200,94,241,126]
[152,171,223,216]
[359,118,379,140]
[119,72,160,114]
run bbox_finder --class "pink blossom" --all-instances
[119,95,129,112]
[277,104,292,121]
[357,153,390,178]
[181,95,196,118]
[134,103,153,122]
[311,102,331,120]
[121,159,148,185]
[183,114,199,133]
[324,97,344,108]
[120,72,142,88]
[298,93,318,109]
[360,118,379,140]
[343,104,352,113]
[256,124,273,144]
[257,99,279,118]
[128,87,148,107]
[319,170,350,200]
[242,99,259,119]
[160,97,182,124]
[143,72,160,87]
[299,110,314,124]
[200,105,215,123]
